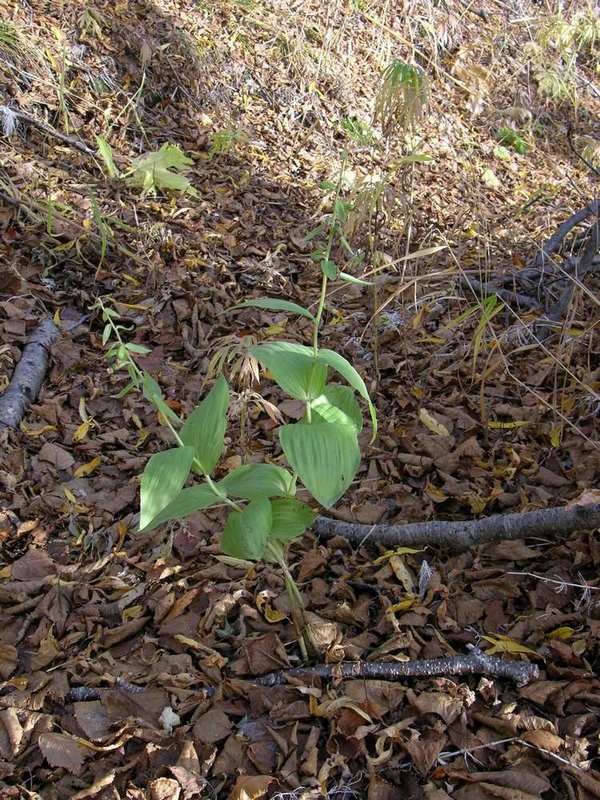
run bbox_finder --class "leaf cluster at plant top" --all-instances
[96,138,197,196]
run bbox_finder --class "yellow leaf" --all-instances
[419,408,449,436]
[389,555,415,593]
[425,482,448,503]
[63,487,78,504]
[467,494,487,514]
[488,420,528,429]
[123,605,143,621]
[550,425,562,448]
[547,626,575,640]
[20,423,57,437]
[387,597,417,614]
[53,308,61,326]
[481,634,538,656]
[73,418,94,443]
[74,456,101,478]
[264,322,287,336]
[374,546,422,564]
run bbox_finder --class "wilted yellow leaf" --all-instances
[481,633,538,656]
[20,423,57,437]
[73,418,94,443]
[419,408,449,436]
[374,546,422,564]
[547,626,575,640]
[74,456,101,478]
[550,425,562,448]
[387,597,417,614]
[389,555,415,593]
[488,420,528,430]
[123,605,144,621]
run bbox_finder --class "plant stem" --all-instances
[312,275,328,357]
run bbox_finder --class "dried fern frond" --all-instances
[373,60,428,138]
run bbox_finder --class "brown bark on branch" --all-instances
[0,318,60,428]
[254,647,540,688]
[313,503,600,552]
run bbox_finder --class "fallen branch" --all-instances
[313,502,600,552]
[531,200,599,271]
[0,318,60,428]
[254,647,540,688]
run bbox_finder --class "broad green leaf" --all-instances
[311,384,363,432]
[180,376,229,474]
[269,498,317,542]
[219,464,295,499]
[321,259,338,279]
[140,484,220,532]
[279,421,360,508]
[221,498,272,561]
[139,447,194,531]
[96,135,119,178]
[126,144,197,197]
[142,372,181,425]
[233,297,314,321]
[316,349,377,439]
[249,342,327,401]
[339,272,373,286]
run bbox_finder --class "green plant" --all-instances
[340,116,376,145]
[94,138,197,196]
[96,161,377,657]
[496,126,528,155]
[373,60,428,138]
[209,128,246,159]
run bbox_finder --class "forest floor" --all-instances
[1,0,600,797]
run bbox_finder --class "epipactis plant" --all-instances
[95,164,377,656]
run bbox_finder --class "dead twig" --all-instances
[313,502,600,552]
[253,647,539,688]
[1,105,95,156]
[0,318,60,428]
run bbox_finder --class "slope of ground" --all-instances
[0,0,599,797]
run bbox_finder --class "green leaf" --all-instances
[279,421,360,508]
[249,342,327,401]
[232,297,315,321]
[139,447,194,531]
[310,384,363,432]
[339,272,373,286]
[221,498,272,561]
[269,498,317,542]
[321,259,338,279]
[142,372,181,426]
[140,484,220,532]
[96,135,119,178]
[125,343,151,354]
[316,349,377,439]
[180,376,229,474]
[126,144,197,197]
[219,463,295,499]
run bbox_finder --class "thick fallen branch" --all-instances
[314,502,600,552]
[254,647,540,688]
[0,318,60,428]
[1,105,95,156]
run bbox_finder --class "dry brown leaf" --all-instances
[38,732,86,774]
[228,775,274,800]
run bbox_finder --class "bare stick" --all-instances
[313,503,600,552]
[3,107,95,156]
[0,318,60,428]
[253,647,539,688]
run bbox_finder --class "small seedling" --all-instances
[496,126,528,155]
